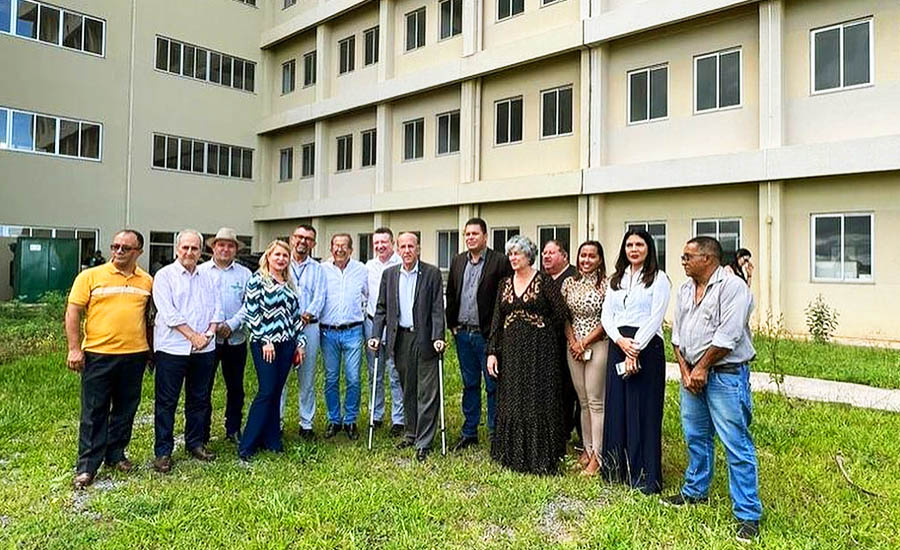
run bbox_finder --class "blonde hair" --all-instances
[258,240,296,292]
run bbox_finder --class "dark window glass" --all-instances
[221,56,232,86]
[34,115,56,154]
[719,51,740,107]
[180,138,192,171]
[696,55,717,111]
[153,134,166,167]
[542,90,557,137]
[510,98,522,142]
[195,48,207,79]
[0,0,10,33]
[558,87,572,134]
[301,143,315,177]
[438,115,449,154]
[15,0,37,39]
[844,215,872,278]
[242,148,252,179]
[814,28,840,91]
[814,216,840,279]
[62,11,81,49]
[233,59,244,90]
[183,45,195,77]
[156,37,169,71]
[416,9,425,48]
[649,67,667,119]
[210,52,221,83]
[365,27,378,65]
[192,140,204,172]
[244,63,255,92]
[58,119,79,156]
[843,22,870,87]
[498,0,510,20]
[496,101,509,144]
[304,52,316,86]
[206,143,218,175]
[166,136,178,168]
[169,41,181,74]
[440,0,451,39]
[452,0,462,37]
[230,146,241,176]
[38,5,60,44]
[83,17,103,55]
[512,0,524,15]
[218,145,230,175]
[629,71,648,123]
[79,123,100,159]
[282,60,295,93]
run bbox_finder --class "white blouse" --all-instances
[600,266,671,350]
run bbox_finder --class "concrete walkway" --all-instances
[664,363,900,413]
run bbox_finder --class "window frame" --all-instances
[282,58,296,94]
[283,0,297,9]
[692,217,742,265]
[436,229,460,271]
[402,118,425,161]
[491,227,520,251]
[538,225,571,251]
[3,0,106,57]
[540,84,574,139]
[494,96,524,146]
[155,35,256,93]
[693,47,742,114]
[301,142,315,178]
[336,134,353,172]
[151,132,253,181]
[627,64,669,125]
[338,35,355,75]
[303,51,317,87]
[435,110,460,156]
[360,128,376,168]
[496,0,525,22]
[438,0,462,41]
[278,147,293,182]
[363,26,379,66]
[1,105,102,162]
[809,18,874,95]
[809,212,875,283]
[405,7,426,52]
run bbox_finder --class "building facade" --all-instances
[2,0,899,342]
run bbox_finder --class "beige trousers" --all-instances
[566,340,609,455]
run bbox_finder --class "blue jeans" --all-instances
[455,330,495,438]
[364,316,404,425]
[679,364,762,521]
[280,323,320,430]
[322,325,363,425]
[240,340,295,458]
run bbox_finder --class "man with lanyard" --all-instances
[282,223,326,440]
[364,227,405,436]
[199,228,251,444]
[666,236,762,543]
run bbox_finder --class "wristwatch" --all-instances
[204,330,215,338]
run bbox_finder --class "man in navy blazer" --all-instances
[369,232,446,461]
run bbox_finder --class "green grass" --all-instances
[662,329,900,389]
[1,344,898,549]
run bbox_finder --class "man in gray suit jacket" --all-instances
[368,232,446,462]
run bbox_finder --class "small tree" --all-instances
[805,294,839,343]
[759,310,787,395]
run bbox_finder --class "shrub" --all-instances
[805,294,839,343]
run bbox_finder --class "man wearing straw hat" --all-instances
[199,228,252,444]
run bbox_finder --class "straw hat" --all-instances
[206,227,247,250]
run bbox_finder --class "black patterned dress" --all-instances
[487,271,570,475]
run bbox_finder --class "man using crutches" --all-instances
[368,232,446,462]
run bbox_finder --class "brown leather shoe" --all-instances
[189,446,216,462]
[576,450,591,469]
[73,471,94,490]
[153,455,173,474]
[109,459,134,473]
[581,452,601,477]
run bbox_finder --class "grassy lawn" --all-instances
[1,341,898,549]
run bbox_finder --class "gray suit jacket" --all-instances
[372,261,445,360]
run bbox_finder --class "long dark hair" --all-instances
[574,240,606,291]
[728,248,752,282]
[609,230,659,291]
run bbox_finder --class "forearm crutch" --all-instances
[438,352,447,456]
[367,354,379,451]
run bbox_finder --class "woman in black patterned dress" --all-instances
[486,235,570,475]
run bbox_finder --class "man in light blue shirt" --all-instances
[151,230,222,474]
[198,228,251,444]
[320,233,368,441]
[281,224,327,440]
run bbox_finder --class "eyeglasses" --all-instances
[110,244,139,253]
[680,253,708,262]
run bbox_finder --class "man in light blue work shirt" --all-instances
[320,233,368,441]
[199,228,251,444]
[282,224,327,440]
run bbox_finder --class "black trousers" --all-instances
[601,326,666,494]
[394,330,439,451]
[154,351,216,457]
[205,341,248,440]
[77,352,146,475]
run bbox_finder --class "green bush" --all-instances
[805,293,840,343]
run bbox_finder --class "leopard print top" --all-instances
[561,272,606,341]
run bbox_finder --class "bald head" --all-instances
[397,232,420,269]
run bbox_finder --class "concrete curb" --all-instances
[664,363,900,413]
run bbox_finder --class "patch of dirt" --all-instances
[0,516,10,529]
[537,496,588,544]
[481,523,515,543]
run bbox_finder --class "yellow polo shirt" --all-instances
[68,262,154,354]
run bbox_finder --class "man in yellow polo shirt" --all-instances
[65,229,153,490]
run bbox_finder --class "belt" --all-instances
[711,363,742,374]
[398,326,415,334]
[321,321,363,331]
[457,324,481,333]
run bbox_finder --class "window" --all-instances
[339,36,355,74]
[149,232,176,275]
[1,106,100,160]
[541,86,573,138]
[436,110,459,155]
[303,51,317,86]
[694,218,741,265]
[155,36,255,92]
[628,65,668,123]
[695,48,741,112]
[282,59,295,94]
[301,142,315,177]
[358,233,372,263]
[437,230,459,270]
[336,135,352,172]
[405,8,426,51]
[403,118,424,160]
[235,0,256,6]
[439,0,462,40]
[5,1,104,55]
[283,0,296,8]
[364,27,379,66]
[539,225,570,251]
[0,0,9,33]
[152,132,252,180]
[497,0,524,21]
[62,11,80,49]
[492,227,519,251]
[15,0,37,38]
[812,213,872,282]
[626,222,667,269]
[361,129,376,167]
[811,19,872,93]
[279,147,293,181]
[38,4,59,45]
[495,97,523,145]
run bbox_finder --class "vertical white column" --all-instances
[576,196,589,248]
[375,103,393,193]
[579,50,591,170]
[378,0,395,82]
[314,120,328,201]
[588,194,605,241]
[316,23,332,101]
[463,0,483,56]
[459,79,480,183]
[589,44,609,168]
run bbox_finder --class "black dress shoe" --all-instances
[73,471,94,490]
[324,423,340,439]
[416,448,430,462]
[153,455,173,474]
[189,446,216,462]
[395,439,414,450]
[299,428,317,441]
[389,424,405,437]
[451,436,478,452]
[344,423,359,440]
[107,458,134,473]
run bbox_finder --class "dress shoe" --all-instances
[189,446,216,462]
[73,471,94,490]
[153,455,173,474]
[451,436,478,452]
[225,432,241,445]
[324,423,340,439]
[581,452,600,477]
[344,423,359,440]
[299,428,317,441]
[108,458,134,473]
[416,448,430,462]
[389,424,405,437]
[576,451,591,469]
[395,439,414,450]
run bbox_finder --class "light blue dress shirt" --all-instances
[398,262,419,329]
[198,260,251,345]
[152,260,223,355]
[320,259,368,326]
[290,256,326,319]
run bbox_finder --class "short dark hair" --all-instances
[114,229,144,249]
[373,226,394,240]
[331,232,353,248]
[543,239,569,257]
[687,236,722,261]
[295,224,317,236]
[464,217,487,234]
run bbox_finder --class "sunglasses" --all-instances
[110,244,140,253]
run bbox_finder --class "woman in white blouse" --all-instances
[600,229,671,494]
